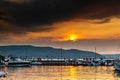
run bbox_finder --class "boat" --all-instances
[102,59,114,66]
[92,47,101,66]
[92,60,101,66]
[0,71,7,77]
[31,61,42,65]
[6,57,31,67]
[114,59,120,71]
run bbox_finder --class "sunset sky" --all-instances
[0,0,120,54]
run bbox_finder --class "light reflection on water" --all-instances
[1,66,120,80]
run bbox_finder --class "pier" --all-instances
[31,58,115,66]
[2,57,115,66]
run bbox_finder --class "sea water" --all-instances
[1,66,120,80]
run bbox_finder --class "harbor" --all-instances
[0,56,120,80]
[0,0,120,79]
[2,57,115,66]
[0,46,119,79]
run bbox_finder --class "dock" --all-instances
[32,58,115,66]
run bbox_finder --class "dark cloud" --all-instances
[3,0,32,4]
[0,0,120,34]
[0,20,54,34]
[0,8,7,20]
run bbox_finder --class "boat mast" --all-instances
[61,48,62,59]
[94,47,97,80]
[24,46,27,60]
[60,48,63,80]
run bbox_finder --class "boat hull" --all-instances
[114,65,120,71]
[7,61,31,67]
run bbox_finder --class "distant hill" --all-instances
[103,54,120,58]
[0,45,102,59]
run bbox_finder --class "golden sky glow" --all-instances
[55,18,120,40]
[17,18,120,42]
[4,17,120,43]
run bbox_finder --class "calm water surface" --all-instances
[1,66,120,80]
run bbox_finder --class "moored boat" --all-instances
[0,71,7,77]
[114,59,120,71]
[92,60,101,66]
[5,57,31,67]
[31,61,42,65]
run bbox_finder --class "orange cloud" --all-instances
[1,18,120,43]
[51,18,120,40]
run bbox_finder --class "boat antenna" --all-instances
[95,47,96,59]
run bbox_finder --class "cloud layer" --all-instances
[0,0,120,34]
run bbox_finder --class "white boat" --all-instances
[31,62,42,65]
[6,57,31,67]
[0,71,6,77]
[103,59,114,66]
[92,60,101,66]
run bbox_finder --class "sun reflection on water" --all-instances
[1,66,120,80]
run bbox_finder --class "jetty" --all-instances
[3,57,115,66]
[31,58,115,66]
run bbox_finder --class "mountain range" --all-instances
[0,45,102,59]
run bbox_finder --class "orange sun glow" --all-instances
[66,34,78,41]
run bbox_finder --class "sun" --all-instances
[68,34,78,41]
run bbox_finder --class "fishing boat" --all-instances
[6,57,31,67]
